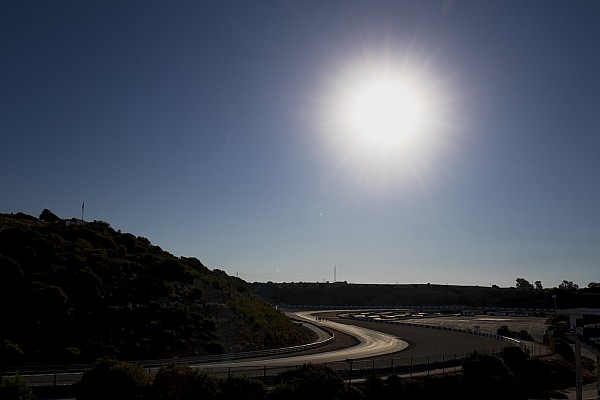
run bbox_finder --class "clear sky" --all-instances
[2,1,599,288]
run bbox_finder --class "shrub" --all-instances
[362,375,383,399]
[0,374,36,400]
[462,353,521,399]
[269,364,346,400]
[502,347,530,379]
[220,376,266,400]
[153,364,220,400]
[0,340,24,366]
[205,340,227,355]
[77,358,152,400]
[553,338,575,362]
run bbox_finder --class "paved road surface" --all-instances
[19,309,408,386]
[16,310,543,387]
[195,310,408,369]
[328,316,517,359]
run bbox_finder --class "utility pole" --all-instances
[81,201,85,221]
[552,294,557,329]
[575,338,582,400]
[334,266,336,283]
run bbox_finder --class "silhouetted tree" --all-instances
[558,280,578,291]
[516,278,533,290]
[588,282,600,288]
[39,208,60,222]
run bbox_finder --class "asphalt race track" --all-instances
[17,309,529,386]
[196,310,408,368]
[328,316,517,359]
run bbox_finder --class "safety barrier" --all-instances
[0,320,334,376]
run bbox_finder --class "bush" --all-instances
[153,364,220,400]
[205,340,227,355]
[462,353,521,399]
[220,376,266,400]
[497,325,534,341]
[526,357,551,388]
[362,375,383,399]
[269,364,346,400]
[502,347,530,379]
[0,340,24,366]
[0,374,36,400]
[77,358,152,400]
[553,338,575,362]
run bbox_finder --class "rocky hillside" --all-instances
[0,211,312,366]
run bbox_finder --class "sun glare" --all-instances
[314,54,457,193]
[341,75,429,150]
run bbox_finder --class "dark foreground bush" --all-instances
[152,364,219,399]
[0,374,35,400]
[462,352,523,399]
[220,375,267,400]
[502,347,551,390]
[77,358,152,400]
[268,364,350,400]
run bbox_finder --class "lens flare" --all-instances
[312,51,460,195]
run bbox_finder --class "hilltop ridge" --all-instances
[0,211,312,366]
[253,279,600,310]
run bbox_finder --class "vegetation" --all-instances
[462,352,520,399]
[76,362,353,400]
[66,349,593,400]
[496,325,535,341]
[268,364,349,400]
[77,358,152,400]
[0,211,311,366]
[351,348,595,400]
[2,348,589,400]
[253,279,600,308]
[0,374,36,400]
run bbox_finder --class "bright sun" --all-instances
[341,75,428,150]
[315,55,457,191]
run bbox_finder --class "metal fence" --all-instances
[179,347,510,385]
[2,316,553,388]
[11,347,511,388]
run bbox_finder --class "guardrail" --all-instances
[10,347,514,390]
[0,319,334,376]
[186,347,513,384]
[282,304,555,312]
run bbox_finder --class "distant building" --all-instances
[65,218,87,226]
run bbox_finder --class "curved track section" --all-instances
[196,310,408,368]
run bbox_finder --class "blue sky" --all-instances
[2,1,599,288]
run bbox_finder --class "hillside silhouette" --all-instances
[0,211,311,366]
[253,280,600,310]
